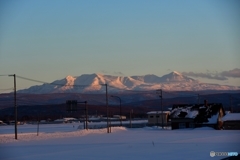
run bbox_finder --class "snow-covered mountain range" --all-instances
[17,71,239,94]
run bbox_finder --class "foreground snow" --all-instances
[0,124,127,143]
[0,124,240,160]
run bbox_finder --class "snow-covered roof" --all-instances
[203,114,218,124]
[185,110,199,118]
[222,113,240,121]
[170,107,198,119]
[170,103,224,124]
[147,111,170,114]
[54,118,78,122]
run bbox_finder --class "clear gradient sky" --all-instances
[0,0,240,92]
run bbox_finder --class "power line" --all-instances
[4,97,65,106]
[0,88,14,91]
[16,75,99,88]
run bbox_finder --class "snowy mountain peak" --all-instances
[66,75,75,80]
[16,71,239,94]
[161,71,196,82]
[65,76,76,86]
[172,71,182,75]
[95,73,104,77]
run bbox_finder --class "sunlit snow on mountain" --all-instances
[17,71,239,94]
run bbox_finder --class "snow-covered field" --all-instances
[1,123,240,160]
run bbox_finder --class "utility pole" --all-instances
[9,74,17,140]
[130,109,132,128]
[83,101,88,130]
[103,84,109,133]
[156,89,163,129]
[109,111,112,133]
[37,113,40,136]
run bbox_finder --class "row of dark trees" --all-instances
[0,104,153,122]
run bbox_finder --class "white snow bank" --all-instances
[0,127,127,143]
[1,124,240,160]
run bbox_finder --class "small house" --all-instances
[170,101,225,130]
[222,113,240,130]
[147,111,170,126]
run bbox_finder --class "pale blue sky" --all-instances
[0,0,240,91]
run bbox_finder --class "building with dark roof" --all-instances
[170,101,225,130]
[222,113,240,130]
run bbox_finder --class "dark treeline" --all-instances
[1,92,240,122]
[0,104,153,122]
